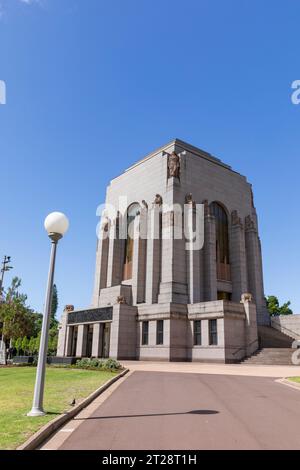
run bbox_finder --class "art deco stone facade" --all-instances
[57,139,269,363]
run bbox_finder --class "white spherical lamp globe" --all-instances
[44,212,69,237]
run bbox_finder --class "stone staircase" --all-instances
[242,325,296,365]
[242,348,295,365]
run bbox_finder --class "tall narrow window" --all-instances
[210,202,230,281]
[123,203,140,281]
[142,321,149,345]
[209,319,218,345]
[194,320,202,346]
[156,320,164,345]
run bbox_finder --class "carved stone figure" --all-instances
[231,210,242,226]
[167,151,180,178]
[153,194,163,206]
[117,295,126,305]
[185,193,193,204]
[64,305,74,313]
[245,215,256,231]
[241,293,253,303]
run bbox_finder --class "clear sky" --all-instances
[0,0,299,318]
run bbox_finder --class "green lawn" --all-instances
[0,366,118,450]
[288,377,300,383]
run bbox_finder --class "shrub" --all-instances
[75,358,122,371]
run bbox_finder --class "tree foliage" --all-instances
[1,277,59,357]
[51,284,58,321]
[0,278,35,341]
[266,295,293,316]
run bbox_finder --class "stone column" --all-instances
[106,215,124,288]
[186,200,202,304]
[57,310,68,357]
[57,305,74,357]
[145,204,161,304]
[245,216,269,325]
[230,211,248,302]
[92,323,103,357]
[158,177,188,304]
[132,210,147,305]
[65,326,73,356]
[92,222,110,306]
[203,206,217,301]
[76,324,88,357]
[109,304,137,359]
[158,208,188,304]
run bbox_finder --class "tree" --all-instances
[21,336,29,355]
[0,277,35,344]
[51,284,58,325]
[266,295,293,316]
[28,337,36,355]
[15,337,22,355]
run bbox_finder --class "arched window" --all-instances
[123,203,140,281]
[210,202,231,281]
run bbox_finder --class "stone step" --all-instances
[242,348,295,365]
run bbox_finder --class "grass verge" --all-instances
[287,377,300,384]
[0,366,118,450]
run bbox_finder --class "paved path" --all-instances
[42,370,300,450]
[122,361,300,377]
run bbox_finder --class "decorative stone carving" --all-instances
[241,293,252,303]
[185,193,196,208]
[164,151,181,178]
[185,193,192,204]
[153,194,163,206]
[231,210,242,227]
[245,215,256,231]
[141,200,148,210]
[102,218,110,232]
[64,305,75,313]
[117,295,126,305]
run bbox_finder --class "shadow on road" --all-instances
[74,409,219,421]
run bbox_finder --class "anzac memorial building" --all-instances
[57,139,270,363]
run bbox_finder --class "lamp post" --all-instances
[28,212,69,417]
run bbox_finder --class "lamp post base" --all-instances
[27,408,46,417]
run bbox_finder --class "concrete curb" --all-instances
[17,368,129,451]
[275,377,300,391]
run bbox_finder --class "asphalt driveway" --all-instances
[53,371,300,450]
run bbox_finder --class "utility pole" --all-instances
[0,256,13,365]
[0,255,13,299]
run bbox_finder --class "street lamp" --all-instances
[28,212,69,417]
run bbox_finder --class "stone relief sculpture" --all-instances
[153,194,163,206]
[231,210,242,227]
[185,193,196,208]
[64,305,74,313]
[241,293,253,303]
[163,151,181,178]
[117,295,126,304]
[245,215,256,231]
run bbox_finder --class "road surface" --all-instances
[44,371,300,450]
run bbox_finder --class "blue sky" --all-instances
[0,0,299,317]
